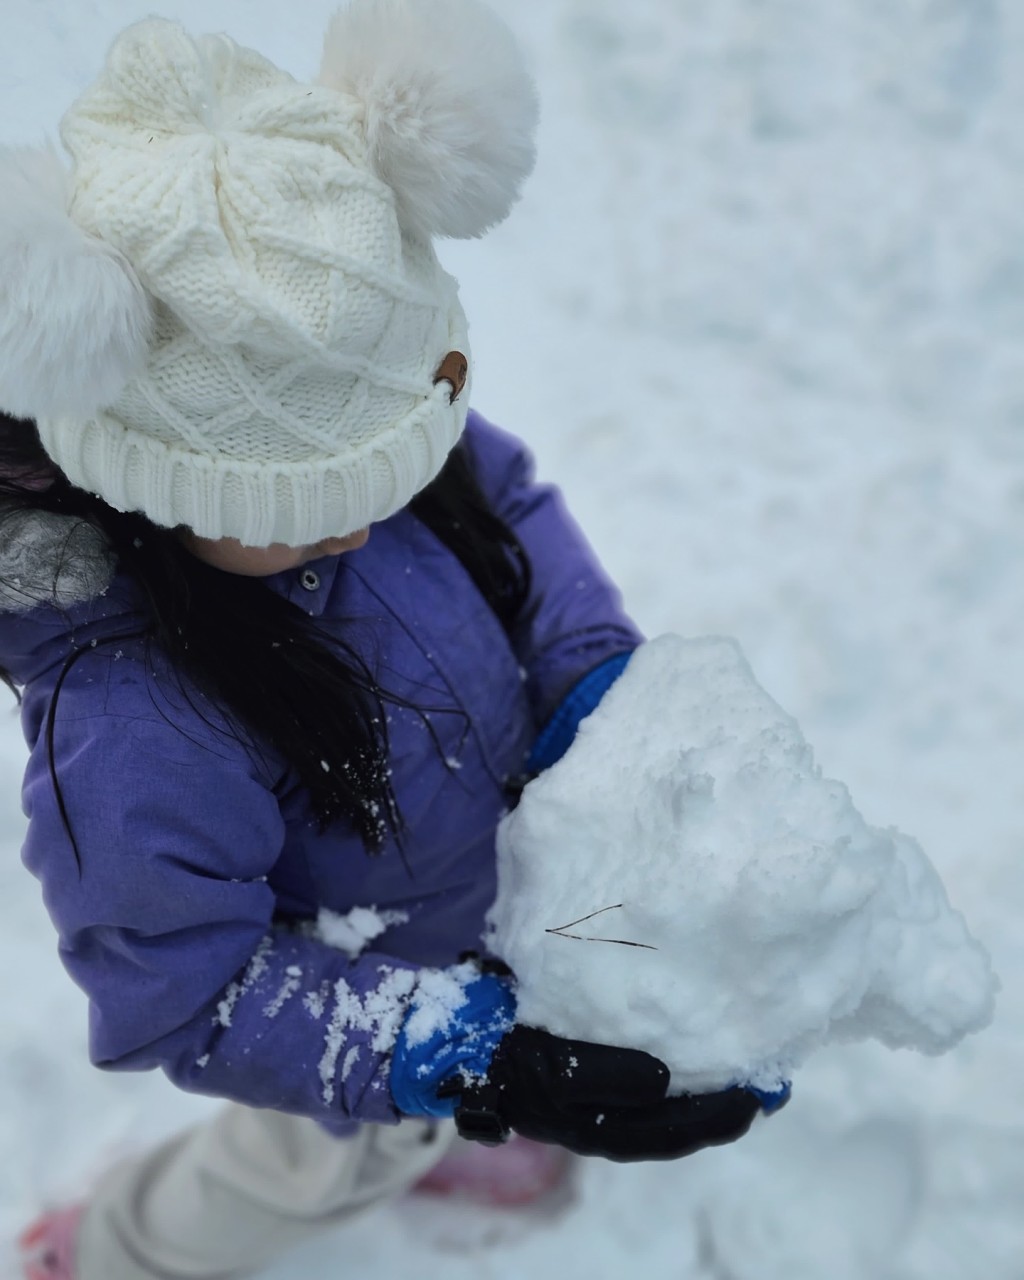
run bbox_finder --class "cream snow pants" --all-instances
[75,1106,456,1280]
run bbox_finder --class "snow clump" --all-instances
[490,635,997,1095]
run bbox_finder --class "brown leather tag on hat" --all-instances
[434,351,468,404]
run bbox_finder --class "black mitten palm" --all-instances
[442,1025,764,1162]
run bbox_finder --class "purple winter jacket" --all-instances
[0,412,641,1134]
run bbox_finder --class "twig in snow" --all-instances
[546,903,658,951]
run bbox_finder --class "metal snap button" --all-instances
[300,568,320,592]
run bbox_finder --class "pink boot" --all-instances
[413,1135,571,1208]
[18,1206,84,1280]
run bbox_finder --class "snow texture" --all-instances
[214,935,274,1029]
[263,966,303,1019]
[492,635,996,1093]
[311,905,409,959]
[401,960,479,1048]
[317,967,416,1104]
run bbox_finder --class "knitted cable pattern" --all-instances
[37,18,470,545]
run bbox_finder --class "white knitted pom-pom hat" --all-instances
[0,0,538,546]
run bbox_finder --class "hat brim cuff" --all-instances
[39,378,469,547]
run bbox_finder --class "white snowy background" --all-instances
[2,1,1023,1276]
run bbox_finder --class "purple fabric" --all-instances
[1,412,641,1132]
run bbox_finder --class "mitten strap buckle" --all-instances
[453,1083,511,1147]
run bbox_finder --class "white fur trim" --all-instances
[0,506,115,613]
[0,145,153,421]
[318,0,538,240]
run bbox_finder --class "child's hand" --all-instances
[441,1025,765,1162]
[389,967,780,1162]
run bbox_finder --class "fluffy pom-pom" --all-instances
[318,0,538,240]
[0,145,153,421]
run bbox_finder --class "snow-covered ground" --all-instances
[2,1,1022,1276]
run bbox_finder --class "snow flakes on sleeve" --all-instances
[215,935,275,1029]
[263,965,304,1019]
[304,981,331,1021]
[317,967,417,1105]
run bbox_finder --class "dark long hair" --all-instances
[0,412,530,859]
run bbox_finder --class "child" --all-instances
[0,3,768,1277]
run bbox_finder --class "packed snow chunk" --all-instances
[490,635,997,1095]
[312,905,409,959]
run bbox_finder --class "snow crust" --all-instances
[317,967,416,1105]
[310,905,409,959]
[491,635,997,1093]
[402,961,479,1049]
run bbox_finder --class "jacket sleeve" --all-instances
[20,691,419,1127]
[462,411,643,727]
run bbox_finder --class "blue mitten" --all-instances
[526,651,633,774]
[390,968,516,1118]
[747,1082,791,1113]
